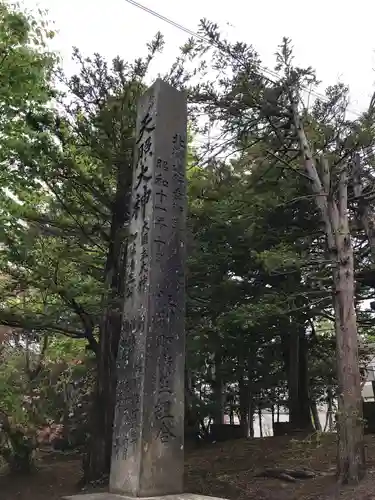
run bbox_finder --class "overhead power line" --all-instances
[125,0,205,41]
[124,0,363,117]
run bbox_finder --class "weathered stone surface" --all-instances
[63,494,228,500]
[63,495,124,500]
[109,79,187,497]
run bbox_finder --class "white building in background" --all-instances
[363,354,375,401]
[224,408,333,438]
[220,348,375,438]
[224,382,375,438]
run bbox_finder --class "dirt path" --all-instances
[2,435,375,500]
[0,453,83,500]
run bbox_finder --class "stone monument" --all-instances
[64,80,226,500]
[110,78,187,497]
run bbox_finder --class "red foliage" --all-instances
[36,423,64,445]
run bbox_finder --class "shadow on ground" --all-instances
[2,435,375,500]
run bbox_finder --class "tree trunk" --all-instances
[258,407,263,438]
[229,408,234,425]
[285,323,312,431]
[324,387,334,432]
[238,375,249,437]
[184,368,201,443]
[248,396,254,438]
[292,102,365,483]
[333,216,365,483]
[311,400,322,432]
[84,167,130,482]
[288,327,300,428]
[352,153,375,261]
[298,326,313,431]
[247,357,255,437]
[212,352,224,424]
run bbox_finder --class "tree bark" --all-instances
[258,407,263,438]
[247,357,256,438]
[212,352,225,424]
[297,325,313,430]
[184,369,201,443]
[283,321,312,431]
[292,102,365,483]
[229,408,234,425]
[324,387,335,432]
[84,164,130,482]
[248,396,254,438]
[333,209,365,483]
[352,152,375,261]
[238,374,249,437]
[311,400,322,432]
[288,327,300,428]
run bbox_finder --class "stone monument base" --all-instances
[63,494,227,500]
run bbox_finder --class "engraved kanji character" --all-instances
[138,137,152,162]
[156,333,173,348]
[141,220,150,245]
[155,173,168,187]
[173,133,186,150]
[127,232,138,256]
[136,111,155,144]
[172,168,185,184]
[157,158,169,171]
[168,295,177,313]
[132,185,151,220]
[172,187,183,205]
[139,247,148,275]
[155,399,173,420]
[154,238,166,260]
[138,273,148,293]
[135,162,151,190]
[125,272,136,298]
[157,418,176,443]
[144,136,152,155]
[154,308,168,328]
[156,189,168,205]
[155,215,167,230]
[137,143,144,163]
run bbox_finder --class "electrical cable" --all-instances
[124,0,364,117]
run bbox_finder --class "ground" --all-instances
[2,434,375,500]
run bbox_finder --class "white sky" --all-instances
[22,0,375,116]
[14,2,375,316]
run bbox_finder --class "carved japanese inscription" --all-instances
[110,79,187,498]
